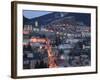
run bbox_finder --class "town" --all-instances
[23,12,91,69]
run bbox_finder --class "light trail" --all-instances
[30,37,57,68]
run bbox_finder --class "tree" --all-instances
[35,60,48,68]
[35,61,40,68]
[55,35,61,46]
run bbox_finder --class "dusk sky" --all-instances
[23,10,52,19]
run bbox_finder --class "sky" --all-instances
[23,10,52,19]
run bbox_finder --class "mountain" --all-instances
[67,13,91,26]
[23,12,91,27]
